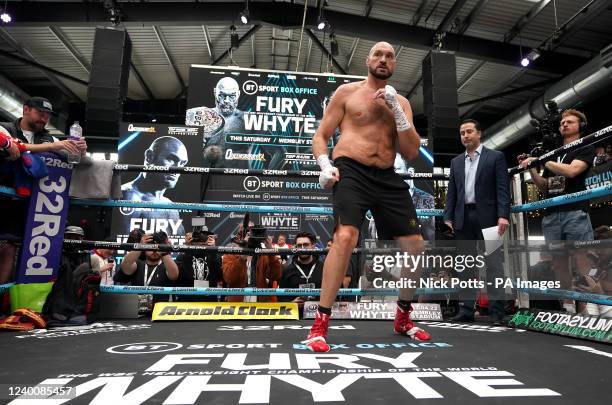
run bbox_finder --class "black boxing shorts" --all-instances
[332,157,420,239]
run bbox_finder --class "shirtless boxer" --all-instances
[303,42,431,352]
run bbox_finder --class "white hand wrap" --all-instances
[384,85,411,132]
[316,154,336,188]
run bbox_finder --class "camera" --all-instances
[192,226,214,243]
[236,225,268,249]
[247,225,268,249]
[523,100,563,159]
[152,230,168,244]
[127,228,145,243]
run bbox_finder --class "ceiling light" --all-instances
[239,0,249,25]
[520,57,530,67]
[527,48,541,61]
[316,1,330,31]
[317,17,329,31]
[240,12,249,25]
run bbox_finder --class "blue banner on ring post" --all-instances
[15,152,73,284]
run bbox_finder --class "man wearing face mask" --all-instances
[279,232,324,307]
[175,227,222,302]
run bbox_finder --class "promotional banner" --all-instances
[152,302,299,321]
[507,308,612,343]
[187,65,434,243]
[585,159,611,204]
[303,301,442,320]
[16,152,72,283]
[111,123,204,245]
[187,66,362,243]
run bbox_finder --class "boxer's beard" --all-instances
[369,65,392,80]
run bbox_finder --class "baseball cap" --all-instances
[64,226,85,237]
[24,97,54,114]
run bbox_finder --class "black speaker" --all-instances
[86,27,132,138]
[422,51,459,149]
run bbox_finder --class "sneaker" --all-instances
[394,306,431,341]
[302,311,331,352]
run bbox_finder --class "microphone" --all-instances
[204,145,223,167]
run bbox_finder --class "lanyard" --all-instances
[295,262,316,283]
[144,263,160,287]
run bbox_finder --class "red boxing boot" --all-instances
[394,305,432,341]
[302,311,331,352]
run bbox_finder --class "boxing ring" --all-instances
[0,126,611,404]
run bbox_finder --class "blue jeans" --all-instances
[542,210,594,241]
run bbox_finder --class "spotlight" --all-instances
[316,17,328,31]
[316,1,330,31]
[239,0,249,25]
[239,11,249,25]
[0,13,10,23]
[521,57,530,67]
[526,48,541,62]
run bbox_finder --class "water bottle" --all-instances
[67,121,82,164]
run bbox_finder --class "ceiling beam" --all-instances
[436,0,469,35]
[48,26,91,74]
[286,30,292,71]
[0,27,82,102]
[345,0,374,73]
[251,33,256,68]
[456,0,489,35]
[412,0,430,26]
[458,77,558,107]
[152,25,186,94]
[212,24,262,66]
[130,62,155,101]
[460,0,609,118]
[272,27,276,70]
[305,30,347,75]
[304,37,313,72]
[201,25,215,63]
[458,0,551,92]
[345,38,359,72]
[406,0,471,99]
[7,1,587,75]
[0,48,88,87]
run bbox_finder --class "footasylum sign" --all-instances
[507,309,612,343]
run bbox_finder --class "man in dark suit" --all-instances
[444,119,510,324]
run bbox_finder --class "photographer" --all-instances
[117,231,179,304]
[174,227,222,302]
[520,109,595,241]
[222,225,281,302]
